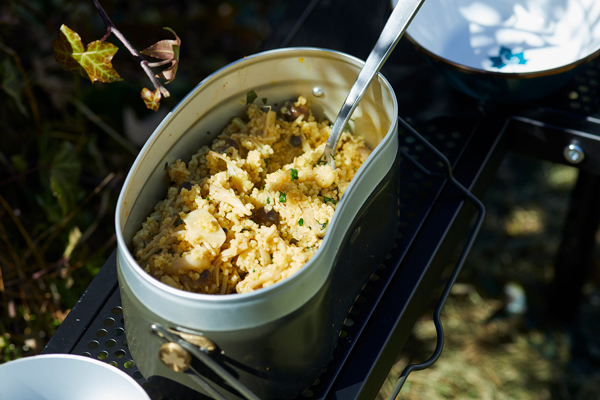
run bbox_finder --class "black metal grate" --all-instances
[539,57,600,117]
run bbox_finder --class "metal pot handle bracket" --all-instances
[388,117,486,399]
[150,323,261,400]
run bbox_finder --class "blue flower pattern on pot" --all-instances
[490,46,527,69]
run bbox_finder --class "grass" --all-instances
[379,156,600,399]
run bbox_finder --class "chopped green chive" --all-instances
[298,218,304,226]
[289,168,298,181]
[320,220,328,230]
[267,197,270,204]
[323,196,337,205]
[246,90,258,104]
[279,191,286,203]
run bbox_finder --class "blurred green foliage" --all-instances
[0,0,283,362]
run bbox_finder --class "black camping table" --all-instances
[43,1,600,399]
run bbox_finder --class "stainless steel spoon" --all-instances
[322,0,426,168]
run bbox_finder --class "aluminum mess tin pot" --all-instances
[115,47,400,399]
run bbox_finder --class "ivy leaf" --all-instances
[53,24,123,84]
[140,27,180,84]
[141,87,161,111]
[50,141,81,216]
[0,58,27,116]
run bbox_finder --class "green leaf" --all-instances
[53,24,123,84]
[289,168,298,181]
[50,141,81,216]
[141,87,161,111]
[323,196,337,205]
[278,191,286,203]
[0,59,27,115]
[35,194,62,224]
[246,90,257,104]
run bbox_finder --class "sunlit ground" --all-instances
[379,156,600,400]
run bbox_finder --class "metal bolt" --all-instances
[158,342,192,372]
[563,143,585,164]
[312,87,324,98]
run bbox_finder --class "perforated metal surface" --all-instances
[540,57,600,117]
[70,289,147,386]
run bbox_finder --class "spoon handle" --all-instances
[323,0,425,167]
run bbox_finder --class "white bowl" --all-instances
[0,354,149,400]
[402,0,600,102]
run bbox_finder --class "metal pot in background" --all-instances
[115,47,400,399]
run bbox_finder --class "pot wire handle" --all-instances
[387,117,486,399]
[151,323,262,400]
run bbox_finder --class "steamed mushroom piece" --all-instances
[179,181,193,191]
[208,151,254,194]
[284,103,309,122]
[289,134,302,147]
[253,206,280,227]
[166,250,212,274]
[209,184,253,216]
[182,208,227,252]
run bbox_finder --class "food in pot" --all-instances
[132,96,372,294]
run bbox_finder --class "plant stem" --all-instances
[91,0,170,97]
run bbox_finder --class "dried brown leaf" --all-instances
[141,27,180,84]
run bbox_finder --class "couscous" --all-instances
[132,96,371,294]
